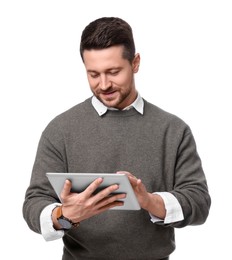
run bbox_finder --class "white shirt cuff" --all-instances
[40,203,64,241]
[149,192,184,224]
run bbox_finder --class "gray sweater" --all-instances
[23,98,211,260]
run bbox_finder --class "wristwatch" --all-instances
[56,206,80,230]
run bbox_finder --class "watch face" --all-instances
[58,218,72,229]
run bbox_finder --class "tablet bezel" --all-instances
[46,172,141,210]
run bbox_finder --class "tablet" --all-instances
[46,173,141,210]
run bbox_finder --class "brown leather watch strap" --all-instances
[56,205,63,218]
[56,206,80,228]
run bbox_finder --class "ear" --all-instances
[132,53,140,73]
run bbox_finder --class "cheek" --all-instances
[87,77,98,91]
[118,73,133,88]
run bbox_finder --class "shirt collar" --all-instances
[91,93,144,116]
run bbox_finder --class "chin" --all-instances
[104,101,118,108]
[101,98,119,108]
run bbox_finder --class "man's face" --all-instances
[83,46,140,109]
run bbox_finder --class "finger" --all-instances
[131,178,146,195]
[82,177,104,198]
[136,179,146,192]
[85,182,124,210]
[116,171,137,180]
[98,200,124,212]
[93,183,122,202]
[96,193,126,211]
[60,179,72,199]
[116,171,131,176]
[128,175,139,186]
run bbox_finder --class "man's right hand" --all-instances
[52,178,126,230]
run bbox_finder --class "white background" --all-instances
[1,0,231,259]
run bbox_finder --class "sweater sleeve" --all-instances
[22,119,67,234]
[170,127,211,228]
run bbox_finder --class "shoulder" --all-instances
[58,97,93,120]
[144,99,185,122]
[143,99,191,134]
[42,97,93,136]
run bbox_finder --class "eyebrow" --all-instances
[87,67,122,73]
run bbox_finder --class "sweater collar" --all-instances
[91,94,144,116]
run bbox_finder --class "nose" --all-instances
[99,74,111,90]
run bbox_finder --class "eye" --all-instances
[108,70,120,76]
[89,72,99,78]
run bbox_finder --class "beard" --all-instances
[94,87,132,109]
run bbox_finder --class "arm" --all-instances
[39,178,126,241]
[23,124,126,237]
[169,129,211,227]
[118,172,184,224]
[117,128,211,227]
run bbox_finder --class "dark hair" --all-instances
[80,17,136,63]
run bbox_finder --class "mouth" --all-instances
[100,90,117,99]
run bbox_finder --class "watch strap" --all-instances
[56,206,80,228]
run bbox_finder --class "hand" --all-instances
[116,171,150,209]
[116,171,166,219]
[59,178,126,223]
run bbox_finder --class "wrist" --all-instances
[52,206,80,230]
[142,192,155,211]
[52,206,63,230]
[144,193,166,219]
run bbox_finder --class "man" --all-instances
[23,17,211,260]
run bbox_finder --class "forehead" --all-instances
[83,46,129,71]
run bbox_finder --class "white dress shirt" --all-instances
[40,94,184,241]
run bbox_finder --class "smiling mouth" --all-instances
[101,90,117,98]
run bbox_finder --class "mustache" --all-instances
[96,87,116,95]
